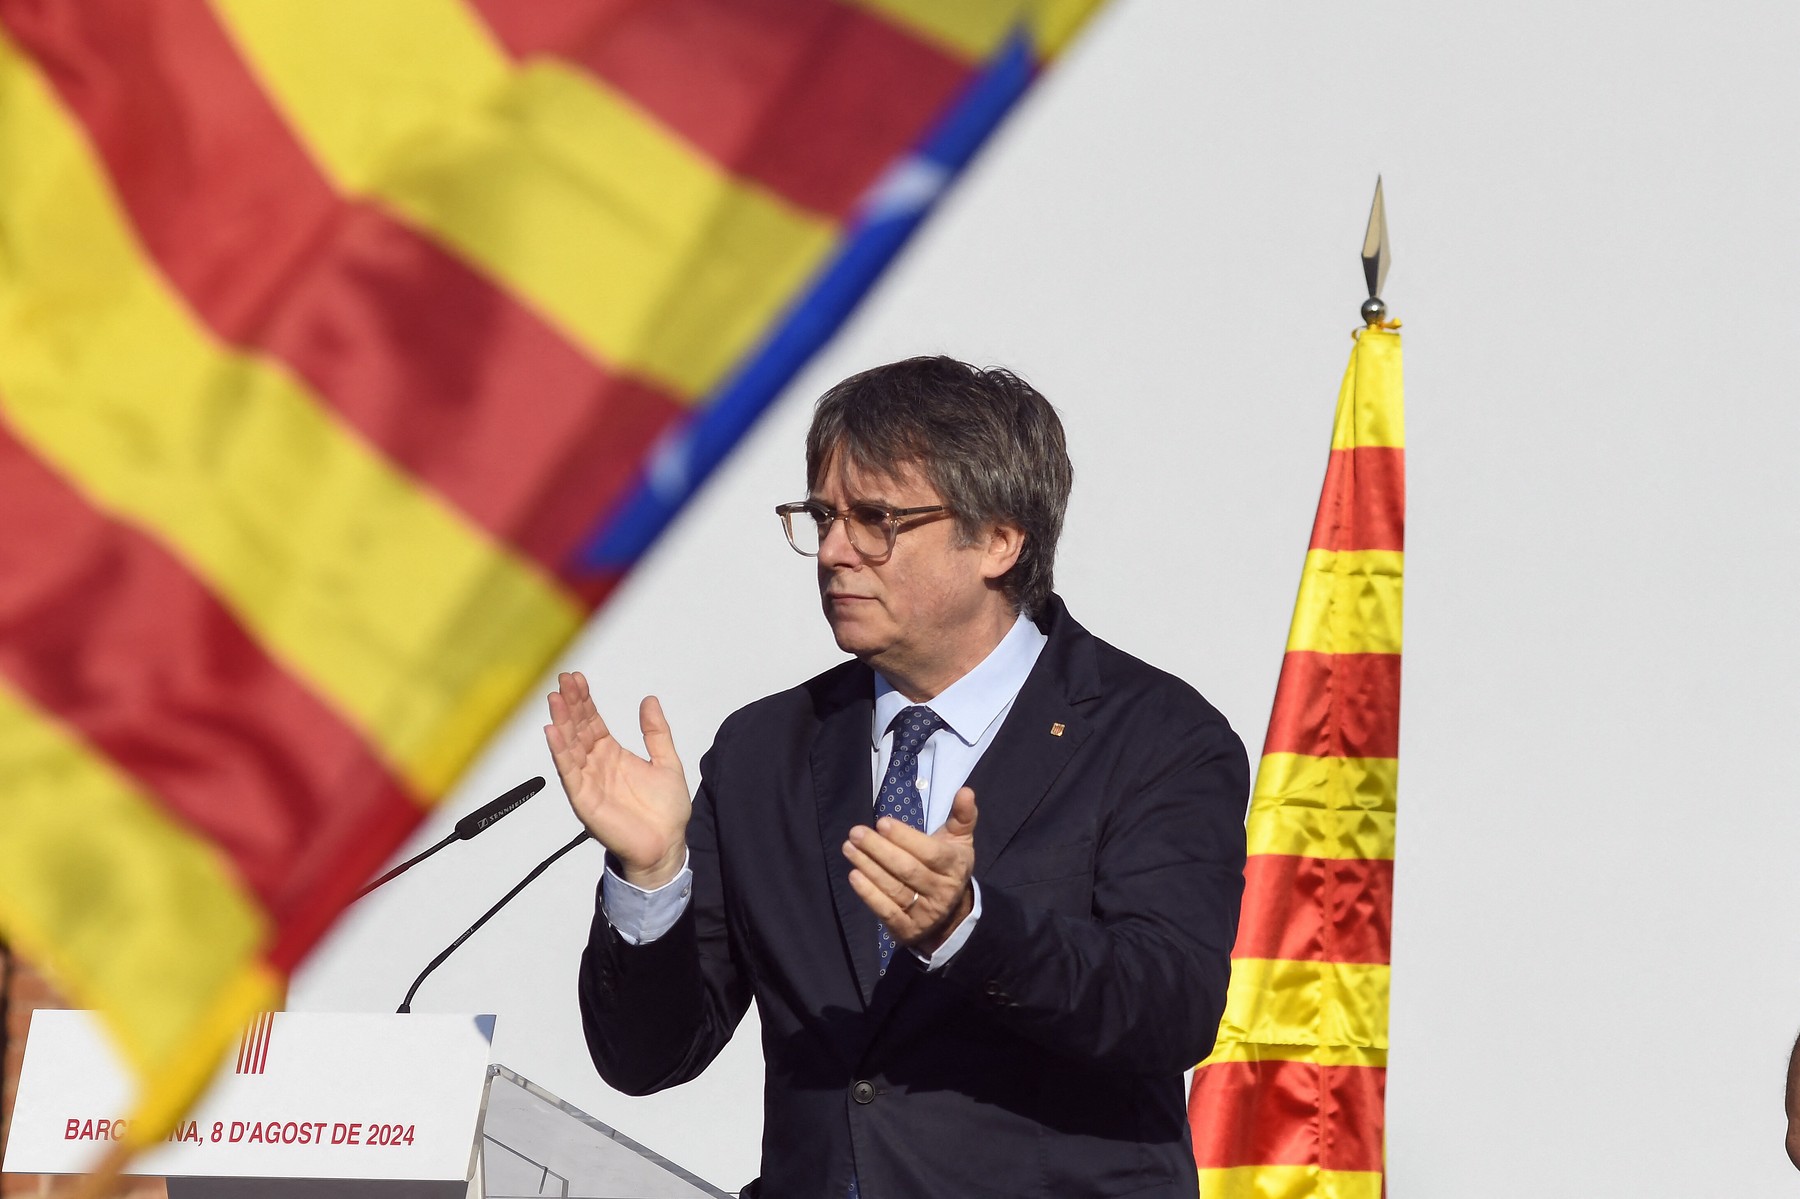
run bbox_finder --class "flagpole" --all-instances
[66,1141,131,1199]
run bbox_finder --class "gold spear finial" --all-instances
[1360,176,1391,326]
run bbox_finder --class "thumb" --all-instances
[941,786,978,841]
[639,695,681,768]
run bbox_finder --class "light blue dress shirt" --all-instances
[603,613,1047,971]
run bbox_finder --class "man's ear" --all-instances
[981,522,1026,582]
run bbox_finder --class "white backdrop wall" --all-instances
[291,2,1800,1193]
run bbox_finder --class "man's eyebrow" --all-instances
[806,493,896,508]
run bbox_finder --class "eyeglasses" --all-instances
[775,500,951,562]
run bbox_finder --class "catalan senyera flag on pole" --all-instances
[0,0,1108,1145]
[1187,320,1403,1198]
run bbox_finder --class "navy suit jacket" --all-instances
[579,596,1248,1198]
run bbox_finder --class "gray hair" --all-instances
[805,356,1074,617]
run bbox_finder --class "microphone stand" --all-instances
[397,830,592,1013]
[356,830,458,902]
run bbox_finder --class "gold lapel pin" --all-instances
[1049,722,1065,737]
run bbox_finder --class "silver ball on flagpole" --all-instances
[1361,297,1387,326]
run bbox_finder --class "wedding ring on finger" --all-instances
[905,889,921,911]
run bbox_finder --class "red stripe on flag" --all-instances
[470,0,970,221]
[1262,652,1401,760]
[1188,1059,1385,1172]
[254,1013,273,1073]
[0,0,684,602]
[1309,447,1404,552]
[1233,855,1392,965]
[235,1027,251,1074]
[0,419,423,973]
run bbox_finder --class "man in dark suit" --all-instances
[546,357,1247,1197]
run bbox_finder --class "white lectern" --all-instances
[2,1011,730,1199]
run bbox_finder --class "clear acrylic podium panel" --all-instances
[476,1066,731,1199]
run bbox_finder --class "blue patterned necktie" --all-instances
[873,704,944,975]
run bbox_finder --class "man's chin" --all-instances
[825,613,887,659]
[829,627,877,657]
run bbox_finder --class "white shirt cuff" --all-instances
[915,880,981,971]
[601,851,693,945]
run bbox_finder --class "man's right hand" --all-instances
[545,671,690,890]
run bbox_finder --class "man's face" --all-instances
[811,453,1015,693]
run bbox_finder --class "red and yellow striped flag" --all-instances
[0,0,1107,1146]
[1187,326,1404,1197]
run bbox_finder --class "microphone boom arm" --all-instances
[397,830,592,1013]
[353,776,546,902]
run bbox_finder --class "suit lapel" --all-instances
[965,599,1100,872]
[812,670,882,1007]
[964,689,1090,872]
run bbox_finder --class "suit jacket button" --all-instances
[852,1080,876,1105]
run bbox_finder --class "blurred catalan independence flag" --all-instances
[0,0,1108,1142]
[1187,326,1404,1197]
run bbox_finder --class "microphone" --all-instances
[453,776,545,840]
[397,829,592,1013]
[353,777,546,901]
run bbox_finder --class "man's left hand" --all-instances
[843,786,978,956]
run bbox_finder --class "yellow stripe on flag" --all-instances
[0,679,281,1138]
[212,0,838,401]
[1244,796,1396,862]
[1247,754,1398,860]
[848,0,1024,59]
[1025,0,1112,57]
[0,36,582,798]
[1198,1165,1385,1199]
[850,0,1103,62]
[1197,1041,1388,1071]
[1284,551,1403,656]
[1219,958,1390,1050]
[1330,327,1404,450]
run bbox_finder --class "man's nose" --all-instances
[817,514,860,567]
